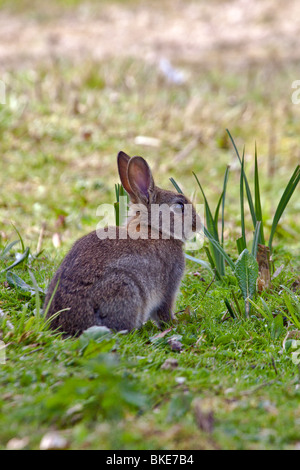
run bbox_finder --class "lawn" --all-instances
[0,0,300,450]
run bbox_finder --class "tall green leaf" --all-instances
[226,129,257,229]
[221,165,230,247]
[6,271,36,295]
[248,298,273,321]
[203,226,235,271]
[234,249,259,317]
[0,247,30,274]
[203,246,222,280]
[254,143,265,245]
[193,172,219,243]
[184,253,214,274]
[214,190,224,231]
[29,270,42,323]
[170,175,228,278]
[11,223,25,252]
[280,285,300,329]
[224,299,236,319]
[114,184,129,226]
[268,165,300,251]
[169,177,183,194]
[240,148,247,249]
[214,166,230,247]
[193,172,225,275]
[236,236,247,255]
[251,221,261,260]
[0,240,20,260]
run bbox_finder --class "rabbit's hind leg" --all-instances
[93,305,140,332]
[91,275,146,332]
[150,299,174,329]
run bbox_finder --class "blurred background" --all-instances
[0,0,299,251]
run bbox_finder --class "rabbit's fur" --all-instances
[44,152,200,337]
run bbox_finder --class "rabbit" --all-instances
[44,151,201,337]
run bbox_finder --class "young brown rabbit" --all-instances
[44,151,200,336]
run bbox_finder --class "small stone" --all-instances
[161,358,179,370]
[39,432,68,450]
[167,337,183,352]
[6,437,29,450]
[175,376,186,384]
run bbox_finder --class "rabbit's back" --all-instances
[44,227,185,336]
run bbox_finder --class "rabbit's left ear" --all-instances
[117,151,136,200]
[127,156,154,204]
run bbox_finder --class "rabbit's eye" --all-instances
[171,202,184,213]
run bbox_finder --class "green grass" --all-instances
[0,30,300,449]
[0,251,299,449]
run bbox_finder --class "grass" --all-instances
[0,8,300,448]
[1,252,300,449]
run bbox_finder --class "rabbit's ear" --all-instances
[127,156,154,204]
[117,151,136,199]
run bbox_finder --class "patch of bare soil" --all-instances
[0,0,300,70]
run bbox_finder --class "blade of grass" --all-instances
[224,299,236,319]
[115,183,120,202]
[248,298,273,322]
[114,184,121,226]
[281,291,300,327]
[254,143,265,245]
[251,221,261,259]
[278,295,300,329]
[214,190,224,230]
[11,223,25,253]
[6,271,39,295]
[221,165,230,247]
[240,147,247,249]
[226,129,257,229]
[171,174,230,276]
[214,165,230,246]
[203,246,222,281]
[0,240,20,260]
[193,172,219,242]
[280,285,300,310]
[42,279,60,319]
[236,236,247,255]
[114,202,120,226]
[184,253,214,274]
[193,172,225,275]
[120,184,129,201]
[114,184,129,226]
[203,226,235,271]
[43,308,71,332]
[234,249,259,317]
[260,297,273,320]
[0,247,30,274]
[15,304,29,336]
[169,177,183,194]
[204,246,216,271]
[268,165,300,251]
[29,270,41,323]
[231,289,243,319]
[42,279,72,335]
